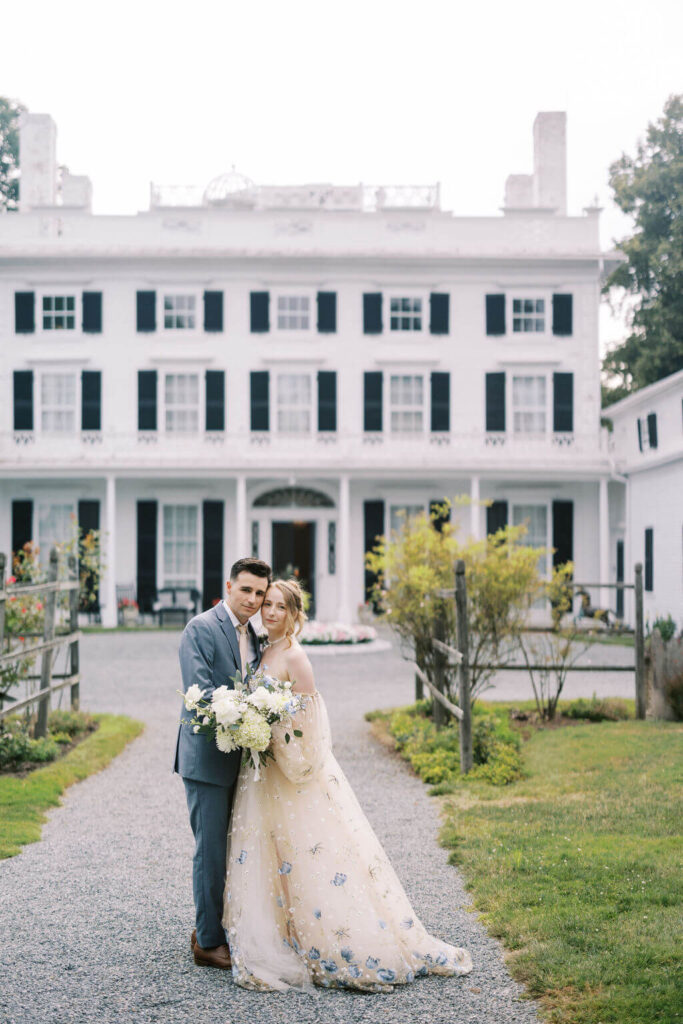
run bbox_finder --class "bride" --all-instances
[222,578,473,993]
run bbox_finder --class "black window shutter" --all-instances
[81,371,102,431]
[644,528,654,592]
[485,372,506,431]
[363,293,383,334]
[552,294,573,336]
[553,372,574,432]
[317,292,337,333]
[12,500,33,558]
[430,372,450,431]
[203,291,223,332]
[430,500,451,533]
[637,419,643,452]
[82,292,103,333]
[364,371,383,431]
[552,500,574,567]
[250,291,270,332]
[364,500,385,602]
[138,370,157,431]
[13,370,33,430]
[202,501,224,610]
[137,501,158,612]
[136,290,156,332]
[15,292,35,334]
[250,371,269,430]
[205,370,225,431]
[616,539,625,618]
[486,500,508,535]
[429,293,450,335]
[485,294,505,335]
[318,371,337,431]
[78,500,101,611]
[647,412,658,449]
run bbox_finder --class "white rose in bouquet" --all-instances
[213,696,243,728]
[246,685,272,712]
[184,684,206,709]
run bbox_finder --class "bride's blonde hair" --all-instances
[268,578,307,646]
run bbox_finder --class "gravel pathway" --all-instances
[0,629,560,1024]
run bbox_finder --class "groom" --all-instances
[174,556,272,969]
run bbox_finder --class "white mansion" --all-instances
[1,110,649,626]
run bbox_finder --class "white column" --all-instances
[102,474,117,627]
[599,477,609,588]
[470,475,481,539]
[337,474,352,623]
[235,474,248,560]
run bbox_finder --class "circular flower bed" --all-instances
[299,621,378,645]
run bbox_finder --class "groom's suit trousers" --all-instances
[183,778,235,949]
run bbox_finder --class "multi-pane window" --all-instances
[163,505,198,587]
[276,374,311,432]
[276,296,310,330]
[38,504,76,563]
[390,374,424,432]
[512,504,548,575]
[390,297,422,331]
[41,373,77,433]
[512,298,545,333]
[163,294,196,329]
[165,374,199,433]
[512,375,546,433]
[390,504,424,534]
[42,295,76,330]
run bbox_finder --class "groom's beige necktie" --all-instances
[236,624,249,679]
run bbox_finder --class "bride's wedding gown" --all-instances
[222,688,473,992]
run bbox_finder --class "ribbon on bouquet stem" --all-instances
[251,750,261,782]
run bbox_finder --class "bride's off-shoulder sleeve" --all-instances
[269,693,331,785]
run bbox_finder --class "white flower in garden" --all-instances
[216,729,238,753]
[234,708,271,752]
[184,684,205,709]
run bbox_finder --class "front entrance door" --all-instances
[272,520,316,617]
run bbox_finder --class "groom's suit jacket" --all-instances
[174,602,261,787]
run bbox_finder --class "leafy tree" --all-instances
[602,94,683,403]
[365,502,541,704]
[0,96,25,212]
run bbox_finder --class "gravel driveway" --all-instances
[0,626,610,1024]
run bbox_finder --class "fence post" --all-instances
[0,553,6,711]
[455,559,473,773]
[432,606,448,728]
[68,554,80,711]
[634,562,646,720]
[35,547,59,739]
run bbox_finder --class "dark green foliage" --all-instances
[0,730,58,770]
[565,696,632,722]
[0,96,25,212]
[602,95,683,401]
[652,614,677,642]
[47,710,97,738]
[0,710,97,771]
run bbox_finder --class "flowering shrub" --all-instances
[1,544,45,702]
[299,621,377,645]
[118,598,138,610]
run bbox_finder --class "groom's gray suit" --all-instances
[174,602,260,949]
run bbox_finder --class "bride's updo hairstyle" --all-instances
[270,577,307,646]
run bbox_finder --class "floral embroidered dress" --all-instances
[222,688,473,993]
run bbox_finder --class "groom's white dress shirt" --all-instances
[222,600,258,665]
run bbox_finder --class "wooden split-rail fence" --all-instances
[0,547,81,737]
[414,559,647,775]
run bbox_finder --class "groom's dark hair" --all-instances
[230,557,272,582]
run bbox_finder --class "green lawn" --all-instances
[371,706,682,1024]
[0,713,144,859]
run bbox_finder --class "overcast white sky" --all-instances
[3,0,682,350]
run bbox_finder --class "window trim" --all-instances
[275,370,314,435]
[510,372,549,436]
[273,288,316,335]
[161,370,203,435]
[507,292,551,340]
[158,289,202,335]
[384,290,428,337]
[160,502,201,590]
[38,369,80,435]
[387,371,427,435]
[36,289,80,335]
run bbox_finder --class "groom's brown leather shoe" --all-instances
[193,942,232,970]
[191,928,197,950]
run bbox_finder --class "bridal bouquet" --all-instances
[180,669,307,780]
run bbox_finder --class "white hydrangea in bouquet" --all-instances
[180,669,307,780]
